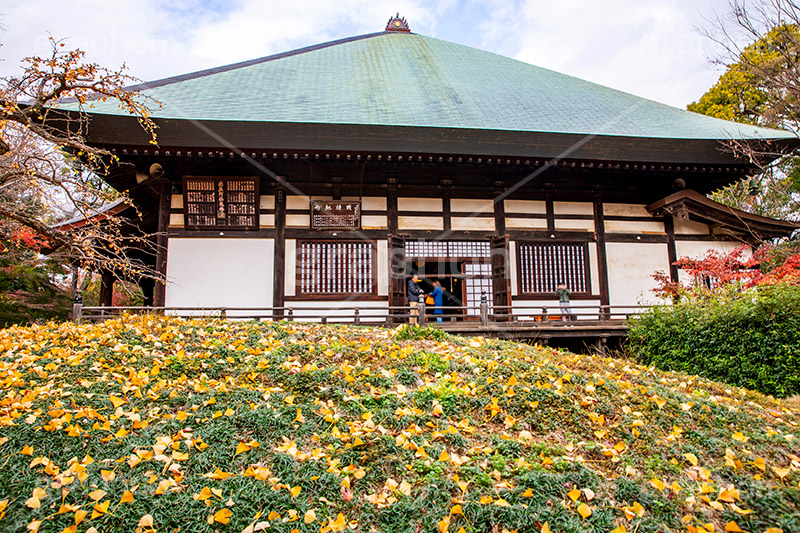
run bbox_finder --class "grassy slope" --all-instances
[0,316,798,533]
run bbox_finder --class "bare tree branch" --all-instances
[0,37,161,281]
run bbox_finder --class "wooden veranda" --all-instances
[73,302,649,352]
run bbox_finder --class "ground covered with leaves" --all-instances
[0,316,798,533]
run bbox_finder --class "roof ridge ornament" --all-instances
[385,13,411,32]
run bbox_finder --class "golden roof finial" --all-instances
[385,13,410,32]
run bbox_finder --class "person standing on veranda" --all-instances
[430,280,444,323]
[555,281,572,322]
[407,275,424,324]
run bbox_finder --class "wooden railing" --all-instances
[74,301,656,326]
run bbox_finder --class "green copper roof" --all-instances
[78,31,795,141]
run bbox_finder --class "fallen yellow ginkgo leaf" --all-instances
[732,432,749,443]
[772,466,790,479]
[577,503,592,518]
[214,508,233,525]
[723,521,745,532]
[24,487,46,509]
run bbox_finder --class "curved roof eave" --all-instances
[76,113,799,166]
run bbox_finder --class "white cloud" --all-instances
[472,0,728,107]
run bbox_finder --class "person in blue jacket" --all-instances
[430,280,444,323]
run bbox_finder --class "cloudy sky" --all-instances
[1,0,735,109]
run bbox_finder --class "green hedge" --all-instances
[628,284,800,398]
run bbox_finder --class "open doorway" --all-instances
[401,240,499,321]
[406,259,491,319]
[406,259,463,318]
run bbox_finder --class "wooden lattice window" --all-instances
[297,240,376,296]
[517,242,590,295]
[405,240,490,258]
[183,177,259,229]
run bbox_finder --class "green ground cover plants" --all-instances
[0,315,797,533]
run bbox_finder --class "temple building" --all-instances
[70,15,799,319]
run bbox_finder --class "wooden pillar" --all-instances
[273,188,286,320]
[99,270,114,307]
[545,190,556,233]
[493,186,506,234]
[664,215,679,282]
[387,178,398,234]
[387,178,402,324]
[153,180,171,307]
[331,176,342,201]
[592,194,610,310]
[388,234,406,324]
[441,180,452,232]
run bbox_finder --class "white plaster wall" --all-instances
[359,197,387,210]
[287,196,310,209]
[284,300,389,323]
[398,197,443,212]
[259,214,275,227]
[604,203,649,217]
[674,219,710,235]
[165,238,274,313]
[451,199,494,213]
[553,201,594,215]
[285,239,296,297]
[171,194,183,209]
[260,195,275,209]
[286,214,310,227]
[606,242,671,306]
[506,218,548,229]
[451,217,495,231]
[362,215,388,229]
[169,214,184,227]
[504,200,546,214]
[604,220,665,233]
[398,216,443,230]
[588,242,600,295]
[509,241,518,296]
[377,240,389,296]
[675,240,748,258]
[554,219,594,231]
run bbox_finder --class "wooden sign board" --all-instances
[311,201,361,229]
